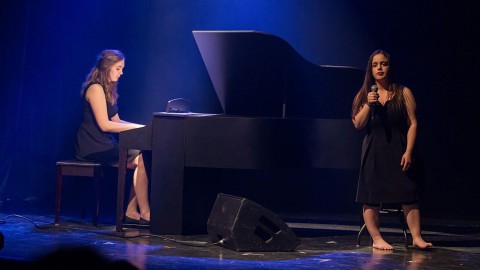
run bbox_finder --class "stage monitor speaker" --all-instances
[207,193,300,252]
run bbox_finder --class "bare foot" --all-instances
[372,248,393,255]
[412,238,433,249]
[372,239,394,250]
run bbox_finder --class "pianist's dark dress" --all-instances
[75,83,120,164]
[356,87,424,204]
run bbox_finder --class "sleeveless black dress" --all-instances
[75,83,120,164]
[356,90,424,204]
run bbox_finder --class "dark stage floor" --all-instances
[0,211,479,269]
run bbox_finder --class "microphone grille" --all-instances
[370,85,378,92]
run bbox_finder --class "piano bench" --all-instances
[55,160,111,226]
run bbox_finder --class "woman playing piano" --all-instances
[351,49,432,250]
[75,49,150,225]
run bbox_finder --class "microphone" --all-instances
[370,85,378,106]
[370,85,378,120]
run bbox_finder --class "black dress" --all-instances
[356,91,424,204]
[75,83,120,164]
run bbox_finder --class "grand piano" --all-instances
[116,31,364,234]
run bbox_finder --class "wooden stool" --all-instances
[356,204,409,249]
[55,160,107,226]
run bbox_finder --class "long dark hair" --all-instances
[80,49,125,104]
[351,49,405,119]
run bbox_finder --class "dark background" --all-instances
[1,0,479,222]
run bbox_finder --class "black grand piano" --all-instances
[116,31,364,234]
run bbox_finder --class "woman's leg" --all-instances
[364,204,393,250]
[132,154,150,221]
[125,157,140,220]
[402,204,432,249]
[125,189,140,220]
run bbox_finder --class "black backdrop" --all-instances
[1,0,479,221]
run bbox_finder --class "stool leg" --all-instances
[55,165,63,225]
[357,223,367,246]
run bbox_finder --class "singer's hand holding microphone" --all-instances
[368,85,379,107]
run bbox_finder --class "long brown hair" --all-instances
[351,49,405,119]
[80,49,125,104]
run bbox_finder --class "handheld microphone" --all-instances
[370,85,378,120]
[370,85,378,106]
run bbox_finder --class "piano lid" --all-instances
[192,30,364,119]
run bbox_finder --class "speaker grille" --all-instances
[207,193,300,252]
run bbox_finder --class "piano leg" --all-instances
[150,116,187,235]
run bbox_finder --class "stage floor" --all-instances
[0,212,479,269]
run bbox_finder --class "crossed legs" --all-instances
[124,153,150,222]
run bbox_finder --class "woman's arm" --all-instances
[86,84,144,133]
[401,86,417,171]
[352,104,371,129]
[352,91,377,129]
